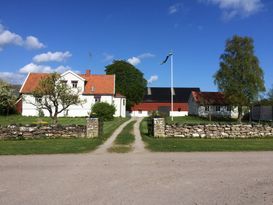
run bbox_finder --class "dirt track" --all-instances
[0,152,273,205]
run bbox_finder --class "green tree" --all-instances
[105,60,147,110]
[0,80,16,115]
[91,102,116,121]
[214,35,265,122]
[32,73,84,124]
[267,86,273,102]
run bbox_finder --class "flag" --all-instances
[160,52,173,65]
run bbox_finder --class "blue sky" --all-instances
[0,0,272,92]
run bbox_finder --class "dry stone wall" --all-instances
[153,118,273,138]
[0,118,102,140]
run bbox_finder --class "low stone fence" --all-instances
[0,118,102,140]
[153,118,273,138]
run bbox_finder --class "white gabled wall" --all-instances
[60,71,85,94]
[22,94,126,118]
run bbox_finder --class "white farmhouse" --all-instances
[17,70,126,117]
[188,91,238,119]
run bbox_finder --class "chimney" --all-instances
[86,69,91,76]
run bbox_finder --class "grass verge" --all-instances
[141,118,273,152]
[108,120,136,153]
[0,117,129,155]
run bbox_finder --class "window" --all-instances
[123,99,125,106]
[95,96,101,103]
[216,106,221,112]
[61,80,67,84]
[205,106,210,111]
[35,97,42,104]
[227,106,232,111]
[71,81,78,88]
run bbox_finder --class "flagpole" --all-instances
[171,52,174,122]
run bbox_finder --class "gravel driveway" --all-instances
[0,152,273,205]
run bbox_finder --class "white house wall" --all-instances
[198,106,238,119]
[170,111,188,117]
[128,110,188,117]
[129,111,149,117]
[60,71,85,94]
[113,97,126,118]
[22,94,126,117]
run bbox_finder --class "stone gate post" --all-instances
[153,118,165,137]
[86,118,103,138]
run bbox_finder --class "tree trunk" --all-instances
[52,113,58,125]
[237,106,243,123]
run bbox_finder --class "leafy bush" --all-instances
[0,80,16,115]
[91,102,116,121]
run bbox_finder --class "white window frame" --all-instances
[71,80,78,88]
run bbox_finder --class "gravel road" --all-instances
[0,152,273,205]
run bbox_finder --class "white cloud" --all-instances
[0,30,23,50]
[33,51,72,63]
[0,72,26,84]
[138,53,155,58]
[200,0,264,20]
[127,52,155,66]
[25,36,45,49]
[168,3,184,14]
[127,57,141,66]
[147,75,159,84]
[102,52,114,62]
[0,24,44,51]
[19,63,71,74]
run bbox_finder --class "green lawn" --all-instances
[166,116,237,124]
[141,118,273,152]
[0,115,88,126]
[108,120,136,153]
[0,117,129,155]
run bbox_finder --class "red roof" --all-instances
[132,102,188,111]
[20,73,50,94]
[79,74,115,95]
[191,91,227,105]
[20,72,115,95]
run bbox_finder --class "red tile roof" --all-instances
[79,74,115,95]
[191,91,227,105]
[132,103,188,111]
[20,72,115,95]
[20,73,50,94]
